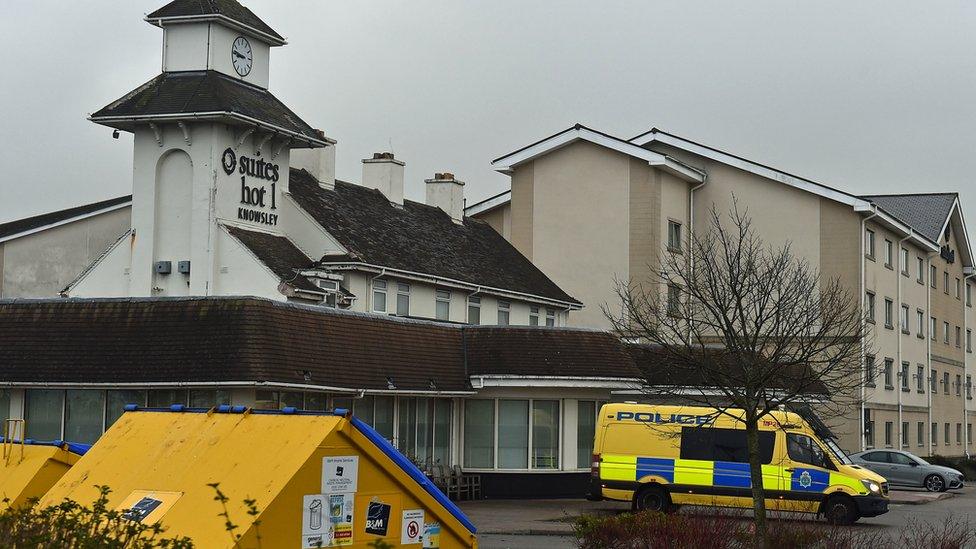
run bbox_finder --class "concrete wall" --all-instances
[0,207,131,298]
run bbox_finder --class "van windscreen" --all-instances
[680,427,775,464]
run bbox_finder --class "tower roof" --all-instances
[146,0,285,45]
[89,70,327,147]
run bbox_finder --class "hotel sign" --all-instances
[222,148,279,226]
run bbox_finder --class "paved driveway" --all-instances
[469,486,975,549]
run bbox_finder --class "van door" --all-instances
[780,432,834,512]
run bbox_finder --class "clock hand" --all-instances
[233,51,246,59]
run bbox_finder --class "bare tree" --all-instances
[605,201,868,548]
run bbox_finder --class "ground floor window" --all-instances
[106,390,147,428]
[884,421,892,447]
[64,390,105,445]
[25,389,63,441]
[901,422,908,447]
[918,422,925,447]
[396,397,452,466]
[463,398,560,470]
[0,390,10,425]
[577,400,608,469]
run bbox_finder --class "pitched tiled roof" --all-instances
[861,193,957,243]
[223,225,320,293]
[0,297,639,392]
[288,169,580,305]
[90,71,324,145]
[146,0,284,43]
[0,195,131,242]
[464,326,641,379]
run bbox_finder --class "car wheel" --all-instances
[634,484,672,513]
[824,495,858,525]
[925,474,947,493]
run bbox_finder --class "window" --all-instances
[860,451,887,463]
[865,229,876,258]
[467,296,481,325]
[372,279,387,313]
[900,362,910,391]
[884,422,893,447]
[970,423,973,445]
[435,289,451,320]
[944,372,950,395]
[667,220,682,251]
[901,422,909,447]
[545,308,556,327]
[917,310,925,337]
[787,433,833,470]
[932,422,938,446]
[969,329,973,353]
[532,400,560,469]
[577,401,598,468]
[26,389,62,440]
[667,284,681,317]
[63,390,104,445]
[956,278,962,299]
[931,265,937,288]
[957,374,962,396]
[944,321,950,344]
[884,358,893,389]
[945,423,951,446]
[917,257,925,283]
[865,355,876,386]
[884,240,893,268]
[148,389,186,407]
[918,422,925,447]
[0,390,8,425]
[498,400,529,468]
[865,292,875,322]
[900,248,909,275]
[917,365,925,393]
[681,427,775,464]
[958,423,963,445]
[884,298,893,329]
[497,301,510,325]
[931,370,938,393]
[396,398,452,465]
[396,282,410,316]
[372,396,395,440]
[105,390,146,429]
[900,304,909,332]
[463,400,494,468]
[956,326,962,347]
[944,271,950,294]
[968,375,973,400]
[187,389,231,408]
[931,316,937,341]
[529,306,539,326]
[866,420,875,448]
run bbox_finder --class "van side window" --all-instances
[680,427,775,464]
[786,433,833,470]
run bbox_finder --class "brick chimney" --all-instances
[291,130,338,190]
[361,152,404,204]
[425,172,465,223]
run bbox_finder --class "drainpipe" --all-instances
[688,175,708,275]
[896,233,912,452]
[860,209,878,451]
[927,251,937,457]
[964,272,974,458]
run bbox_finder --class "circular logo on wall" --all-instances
[221,148,237,175]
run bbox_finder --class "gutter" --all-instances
[89,111,329,148]
[0,380,476,396]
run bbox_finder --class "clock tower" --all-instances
[85,0,330,297]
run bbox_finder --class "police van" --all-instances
[588,403,889,524]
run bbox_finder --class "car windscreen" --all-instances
[823,438,853,465]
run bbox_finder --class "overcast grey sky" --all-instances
[1,1,974,224]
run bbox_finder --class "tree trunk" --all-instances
[745,419,768,549]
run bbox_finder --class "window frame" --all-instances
[372,279,388,313]
[884,239,893,268]
[865,291,875,323]
[667,220,683,252]
[900,247,909,276]
[884,298,894,329]
[396,282,411,316]
[884,358,894,389]
[435,289,451,321]
[461,398,565,471]
[529,306,540,326]
[865,229,876,259]
[497,300,511,325]
[467,295,481,325]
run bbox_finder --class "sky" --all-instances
[1,1,975,224]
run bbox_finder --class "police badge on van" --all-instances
[798,471,813,489]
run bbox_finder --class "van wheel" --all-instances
[634,485,672,513]
[925,474,947,492]
[823,495,858,525]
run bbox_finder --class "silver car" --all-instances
[850,449,964,492]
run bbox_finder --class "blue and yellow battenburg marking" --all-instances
[601,454,855,494]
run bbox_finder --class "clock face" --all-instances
[231,36,253,77]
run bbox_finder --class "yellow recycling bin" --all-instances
[0,428,88,508]
[40,405,478,548]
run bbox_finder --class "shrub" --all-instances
[0,485,194,548]
[574,510,973,549]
